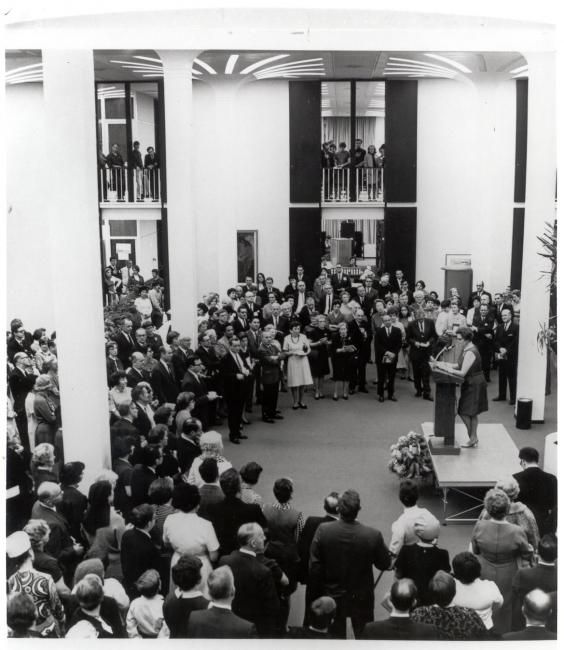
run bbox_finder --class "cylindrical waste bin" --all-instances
[515,398,532,429]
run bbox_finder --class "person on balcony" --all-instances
[106,143,126,201]
[130,141,144,201]
[359,145,378,200]
[144,146,160,200]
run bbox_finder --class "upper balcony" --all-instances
[99,166,162,208]
[321,167,385,206]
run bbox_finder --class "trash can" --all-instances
[515,398,533,429]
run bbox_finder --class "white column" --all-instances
[42,51,111,477]
[515,52,556,421]
[158,50,201,339]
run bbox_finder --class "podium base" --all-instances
[428,437,461,455]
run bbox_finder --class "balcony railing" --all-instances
[99,167,161,205]
[322,167,384,204]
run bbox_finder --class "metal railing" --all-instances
[99,166,161,204]
[322,167,384,203]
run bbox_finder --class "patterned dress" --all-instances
[412,605,487,640]
[8,569,65,636]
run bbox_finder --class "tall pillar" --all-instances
[515,52,556,422]
[42,51,111,477]
[158,50,201,339]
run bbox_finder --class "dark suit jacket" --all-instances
[232,316,250,335]
[68,595,126,638]
[258,342,282,385]
[309,519,391,607]
[262,315,289,343]
[172,347,193,380]
[257,287,282,305]
[245,328,262,359]
[120,527,160,594]
[512,564,557,631]
[374,325,403,362]
[207,496,267,556]
[106,357,124,384]
[8,368,36,414]
[7,337,33,363]
[151,361,180,404]
[406,319,436,360]
[187,605,256,639]
[163,593,210,638]
[58,486,88,542]
[130,465,158,506]
[297,514,336,582]
[468,290,493,309]
[361,616,438,640]
[503,626,556,641]
[220,352,247,400]
[110,417,140,442]
[113,330,135,366]
[181,371,212,429]
[133,403,153,437]
[472,312,496,349]
[495,321,519,363]
[176,437,201,473]
[512,467,557,534]
[299,305,318,329]
[126,366,149,388]
[30,501,75,561]
[331,273,352,292]
[219,550,280,637]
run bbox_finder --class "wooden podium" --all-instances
[429,365,464,455]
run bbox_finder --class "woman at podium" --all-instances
[435,327,488,448]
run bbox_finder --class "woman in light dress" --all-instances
[283,320,313,410]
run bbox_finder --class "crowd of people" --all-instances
[322,139,385,200]
[5,261,557,639]
[98,141,160,202]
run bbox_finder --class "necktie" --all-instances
[419,322,424,334]
[386,327,391,336]
[505,323,509,331]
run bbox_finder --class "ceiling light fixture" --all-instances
[387,57,456,74]
[385,62,454,75]
[424,53,472,73]
[193,58,216,74]
[239,54,290,75]
[6,62,43,76]
[7,76,43,84]
[225,54,239,74]
[254,57,324,75]
[133,55,162,64]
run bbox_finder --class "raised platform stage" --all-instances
[422,422,522,524]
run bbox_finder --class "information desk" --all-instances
[422,422,521,524]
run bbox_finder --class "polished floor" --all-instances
[214,364,557,625]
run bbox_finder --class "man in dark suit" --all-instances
[187,566,256,638]
[113,317,135,367]
[240,291,262,322]
[181,356,218,431]
[295,265,310,290]
[318,285,337,316]
[375,313,403,402]
[176,419,202,474]
[472,303,495,382]
[287,596,337,639]
[120,503,160,597]
[126,352,150,388]
[468,281,493,310]
[110,401,141,444]
[171,336,193,380]
[298,492,339,622]
[493,308,519,404]
[406,312,436,400]
[219,523,280,637]
[8,352,37,450]
[232,307,250,335]
[220,337,250,443]
[512,534,557,632]
[492,292,514,324]
[298,296,318,330]
[513,447,557,536]
[502,589,556,641]
[263,304,289,345]
[360,578,437,640]
[131,383,155,437]
[331,264,352,293]
[151,345,179,405]
[246,317,263,405]
[257,277,282,305]
[376,273,393,301]
[389,269,405,295]
[7,323,33,362]
[130,445,162,507]
[207,469,267,557]
[257,329,283,423]
[309,489,391,639]
[349,309,371,393]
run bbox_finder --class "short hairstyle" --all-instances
[112,435,135,459]
[452,551,481,584]
[323,491,339,515]
[428,570,456,607]
[135,569,160,598]
[440,299,451,309]
[182,418,202,436]
[288,320,301,330]
[457,326,474,342]
[240,461,263,486]
[273,477,294,504]
[172,554,203,591]
[109,370,127,388]
[219,468,241,497]
[309,596,337,629]
[399,479,419,507]
[237,522,263,549]
[31,442,55,467]
[338,489,361,522]
[75,574,105,611]
[36,481,61,503]
[23,519,50,549]
[139,445,162,467]
[176,391,195,411]
[538,533,558,563]
[523,589,553,622]
[59,461,85,486]
[198,457,219,484]
[207,566,234,601]
[171,483,201,512]
[117,401,132,417]
[518,446,539,464]
[390,578,419,612]
[186,355,200,368]
[148,477,173,505]
[495,477,520,501]
[130,504,155,529]
[7,592,37,634]
[484,488,510,520]
[147,424,169,445]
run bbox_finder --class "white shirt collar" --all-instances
[210,602,232,611]
[239,548,257,557]
[175,588,204,599]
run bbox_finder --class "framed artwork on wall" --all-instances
[237,230,258,283]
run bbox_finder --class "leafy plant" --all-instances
[536,221,557,355]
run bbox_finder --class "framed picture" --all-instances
[237,230,258,283]
[444,253,472,268]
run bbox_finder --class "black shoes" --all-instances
[492,396,506,401]
[239,433,249,440]
[423,395,433,402]
[229,437,241,444]
[378,396,385,402]
[389,396,398,402]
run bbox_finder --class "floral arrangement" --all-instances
[388,431,434,480]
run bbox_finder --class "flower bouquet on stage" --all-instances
[388,431,434,481]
